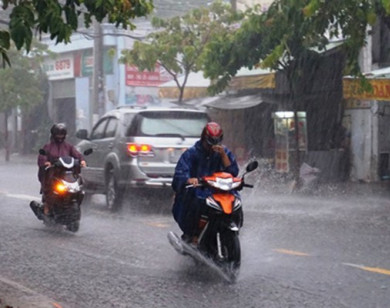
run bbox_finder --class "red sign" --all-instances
[125,64,173,87]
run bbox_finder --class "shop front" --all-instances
[272,111,307,173]
[343,75,390,182]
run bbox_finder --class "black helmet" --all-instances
[50,123,67,143]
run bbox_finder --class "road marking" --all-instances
[273,248,310,256]
[3,193,39,201]
[0,275,57,307]
[343,263,390,276]
[146,221,170,228]
[52,303,63,308]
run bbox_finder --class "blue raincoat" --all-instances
[171,140,239,235]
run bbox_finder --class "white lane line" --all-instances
[4,193,40,201]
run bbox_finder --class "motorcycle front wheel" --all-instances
[66,221,80,232]
[222,232,241,282]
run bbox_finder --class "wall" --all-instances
[346,103,378,182]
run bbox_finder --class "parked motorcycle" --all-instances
[168,160,258,283]
[30,148,92,232]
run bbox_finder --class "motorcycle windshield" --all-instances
[62,172,77,183]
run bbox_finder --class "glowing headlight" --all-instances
[54,182,67,194]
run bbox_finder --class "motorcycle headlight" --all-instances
[54,182,67,194]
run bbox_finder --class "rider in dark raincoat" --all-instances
[172,122,239,243]
[37,123,86,215]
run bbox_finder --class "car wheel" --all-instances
[106,169,124,212]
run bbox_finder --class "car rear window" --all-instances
[127,111,209,137]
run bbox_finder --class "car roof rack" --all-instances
[116,105,148,110]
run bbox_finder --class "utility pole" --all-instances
[90,19,105,130]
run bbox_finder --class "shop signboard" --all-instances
[125,63,173,87]
[343,78,390,101]
[77,49,113,77]
[42,55,74,80]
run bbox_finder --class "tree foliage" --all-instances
[0,41,47,113]
[203,0,390,94]
[120,0,243,102]
[0,0,154,66]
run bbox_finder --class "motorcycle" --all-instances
[30,148,92,232]
[168,160,258,283]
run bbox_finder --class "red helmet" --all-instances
[202,122,223,145]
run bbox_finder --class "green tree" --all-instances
[120,0,243,103]
[0,0,154,66]
[203,0,390,93]
[202,0,390,179]
[0,42,47,160]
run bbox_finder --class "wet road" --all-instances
[0,161,390,307]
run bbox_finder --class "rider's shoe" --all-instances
[30,201,43,220]
[181,234,198,246]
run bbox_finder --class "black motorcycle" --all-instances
[30,148,92,232]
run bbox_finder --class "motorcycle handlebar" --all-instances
[44,159,82,171]
[185,179,254,189]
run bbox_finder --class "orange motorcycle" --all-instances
[168,160,258,283]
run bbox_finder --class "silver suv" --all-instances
[75,106,210,211]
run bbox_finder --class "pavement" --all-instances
[0,151,56,308]
[0,150,389,308]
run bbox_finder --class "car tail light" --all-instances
[126,143,154,157]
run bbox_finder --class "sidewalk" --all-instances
[307,181,390,198]
[252,170,390,198]
[0,150,36,165]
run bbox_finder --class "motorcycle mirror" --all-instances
[84,148,93,156]
[39,149,46,156]
[246,161,258,173]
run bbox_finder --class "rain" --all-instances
[1,1,390,308]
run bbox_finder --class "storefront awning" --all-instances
[229,67,275,90]
[158,68,275,100]
[201,94,264,110]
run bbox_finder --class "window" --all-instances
[91,119,108,140]
[137,111,209,137]
[105,118,118,138]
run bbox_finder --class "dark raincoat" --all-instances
[172,140,239,235]
[37,139,84,194]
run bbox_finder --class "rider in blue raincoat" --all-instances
[172,122,239,243]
